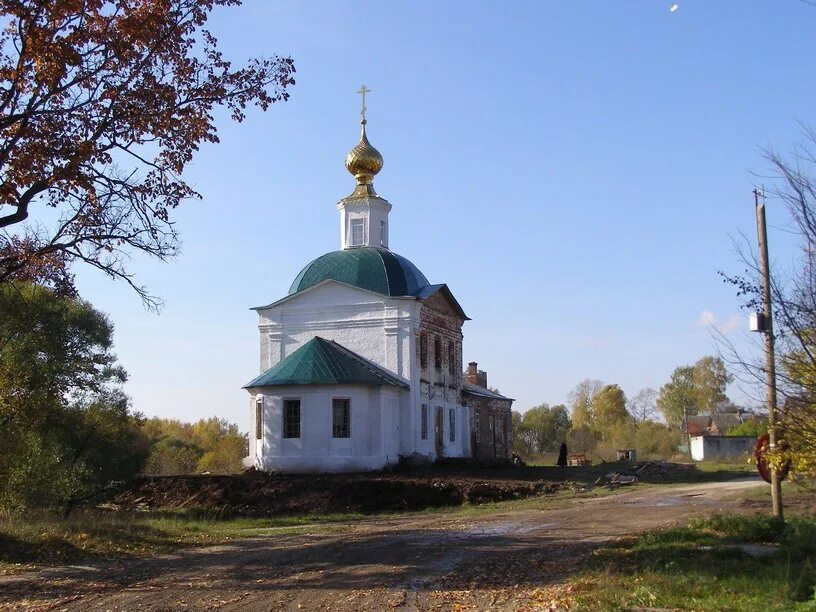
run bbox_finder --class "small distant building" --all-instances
[461,362,514,462]
[683,412,758,437]
[690,435,755,461]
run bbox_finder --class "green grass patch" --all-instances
[0,510,359,572]
[571,514,816,611]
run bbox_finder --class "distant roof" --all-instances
[243,337,409,389]
[462,380,514,402]
[710,413,745,431]
[288,247,430,297]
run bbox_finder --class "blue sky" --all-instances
[68,0,816,426]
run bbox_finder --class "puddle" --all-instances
[471,522,561,536]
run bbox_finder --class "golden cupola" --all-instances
[345,119,383,197]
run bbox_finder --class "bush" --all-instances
[0,284,145,513]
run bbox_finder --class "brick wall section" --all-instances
[464,394,513,462]
[417,291,514,462]
[417,291,464,403]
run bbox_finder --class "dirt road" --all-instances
[0,478,762,611]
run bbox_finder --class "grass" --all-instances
[0,510,360,573]
[520,457,756,486]
[570,513,816,611]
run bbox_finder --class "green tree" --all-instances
[0,283,143,512]
[139,416,246,475]
[593,385,629,426]
[518,404,571,454]
[511,411,527,455]
[657,357,733,426]
[191,417,241,451]
[568,379,604,429]
[728,418,768,438]
[657,365,697,427]
[142,440,201,476]
[692,356,733,413]
[197,434,247,474]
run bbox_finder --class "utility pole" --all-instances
[755,188,784,521]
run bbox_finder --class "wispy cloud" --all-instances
[720,314,742,334]
[696,310,742,334]
[696,310,717,327]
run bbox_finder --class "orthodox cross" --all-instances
[357,84,372,121]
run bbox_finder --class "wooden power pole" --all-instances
[755,188,784,521]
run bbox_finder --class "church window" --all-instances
[420,404,428,440]
[449,408,456,442]
[419,333,428,368]
[255,398,263,440]
[434,337,442,370]
[447,342,455,376]
[380,220,387,247]
[350,218,365,246]
[283,399,301,438]
[332,398,351,438]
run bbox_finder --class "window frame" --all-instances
[332,397,351,439]
[447,341,456,376]
[283,398,301,439]
[449,408,456,442]
[255,397,263,440]
[350,218,365,246]
[434,336,442,370]
[420,404,428,440]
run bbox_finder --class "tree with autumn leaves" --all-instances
[0,0,295,304]
[0,0,294,511]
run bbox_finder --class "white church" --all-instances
[243,91,513,473]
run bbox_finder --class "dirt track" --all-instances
[0,478,762,611]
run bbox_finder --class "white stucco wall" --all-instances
[249,280,472,471]
[337,196,392,249]
[257,281,418,381]
[249,384,407,473]
[690,435,756,461]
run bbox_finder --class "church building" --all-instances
[243,93,513,473]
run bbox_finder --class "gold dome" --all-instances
[345,120,383,187]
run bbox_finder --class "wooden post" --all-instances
[755,188,784,521]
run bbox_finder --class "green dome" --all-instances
[289,247,430,297]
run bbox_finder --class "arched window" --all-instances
[434,336,442,370]
[419,333,428,368]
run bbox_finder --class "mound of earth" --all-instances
[105,472,563,517]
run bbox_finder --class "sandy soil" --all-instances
[0,478,763,611]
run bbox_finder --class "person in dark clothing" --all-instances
[556,442,568,467]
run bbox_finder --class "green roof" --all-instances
[243,337,409,389]
[288,247,430,297]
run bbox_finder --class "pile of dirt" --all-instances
[104,473,563,517]
[633,461,696,478]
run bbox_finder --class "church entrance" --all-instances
[435,406,444,457]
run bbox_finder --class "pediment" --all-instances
[417,284,469,321]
